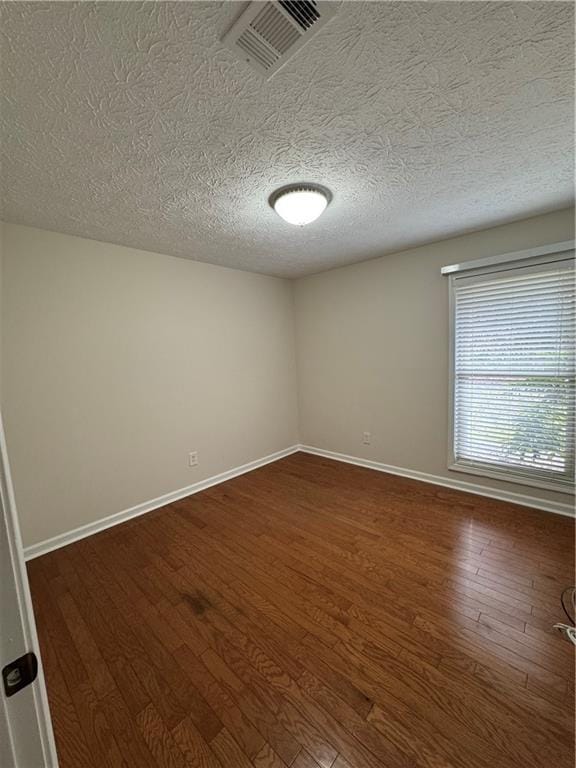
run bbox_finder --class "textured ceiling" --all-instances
[0,1,573,278]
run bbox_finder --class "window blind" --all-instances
[452,256,575,489]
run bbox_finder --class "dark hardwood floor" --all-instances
[27,452,574,768]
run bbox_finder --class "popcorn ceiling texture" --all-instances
[0,1,573,278]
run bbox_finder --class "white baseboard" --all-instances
[299,445,575,518]
[23,441,574,560]
[23,445,300,560]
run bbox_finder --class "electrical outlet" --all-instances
[188,451,198,467]
[362,431,371,445]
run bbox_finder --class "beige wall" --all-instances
[1,224,299,547]
[294,208,575,508]
[2,211,574,547]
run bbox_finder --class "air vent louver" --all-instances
[279,1,321,30]
[222,1,339,79]
[250,3,301,53]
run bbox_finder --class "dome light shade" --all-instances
[270,184,331,226]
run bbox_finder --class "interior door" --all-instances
[0,412,58,767]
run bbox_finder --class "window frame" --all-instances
[444,241,575,494]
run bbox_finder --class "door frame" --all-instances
[1,412,58,766]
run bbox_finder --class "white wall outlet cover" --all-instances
[188,451,199,467]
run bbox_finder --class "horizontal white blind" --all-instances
[453,257,575,487]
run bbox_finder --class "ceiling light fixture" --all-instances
[270,184,331,226]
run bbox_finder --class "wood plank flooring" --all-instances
[27,452,575,768]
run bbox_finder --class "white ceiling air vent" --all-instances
[222,1,339,79]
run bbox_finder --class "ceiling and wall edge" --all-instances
[2,2,573,278]
[1,205,574,282]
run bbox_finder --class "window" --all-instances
[444,245,575,492]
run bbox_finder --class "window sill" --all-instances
[448,462,575,496]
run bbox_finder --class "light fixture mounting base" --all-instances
[268,183,332,210]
